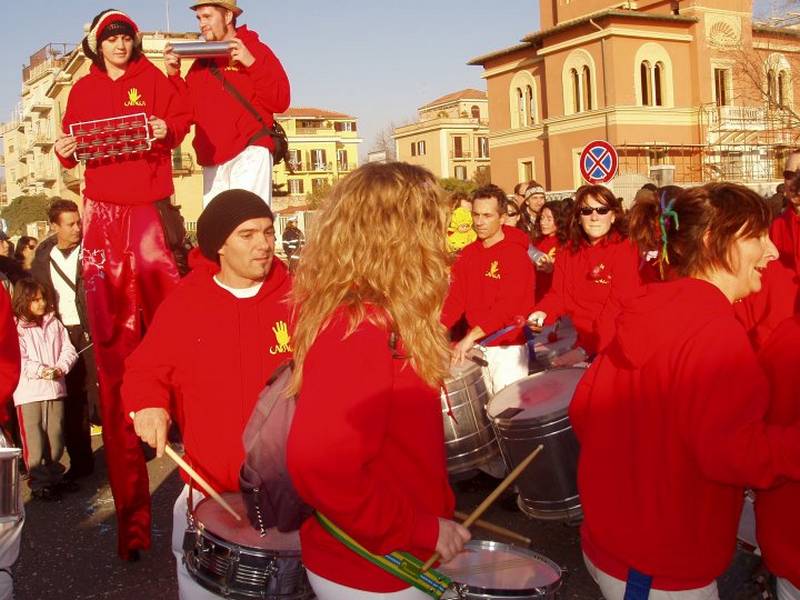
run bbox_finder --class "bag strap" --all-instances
[314,513,457,599]
[208,62,270,132]
[49,256,77,293]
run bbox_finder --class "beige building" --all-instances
[469,0,800,197]
[393,89,491,181]
[273,107,362,208]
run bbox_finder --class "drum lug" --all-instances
[441,583,468,599]
[264,556,279,580]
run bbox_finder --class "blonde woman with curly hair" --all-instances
[286,163,470,599]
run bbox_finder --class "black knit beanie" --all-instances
[197,189,273,262]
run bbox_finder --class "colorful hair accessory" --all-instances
[657,192,680,279]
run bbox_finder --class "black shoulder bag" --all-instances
[207,63,290,169]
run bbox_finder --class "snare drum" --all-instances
[184,493,313,599]
[488,368,585,521]
[0,436,21,523]
[442,356,499,474]
[439,540,563,599]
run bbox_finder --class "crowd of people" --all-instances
[0,2,799,600]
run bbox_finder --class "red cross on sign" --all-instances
[580,140,619,184]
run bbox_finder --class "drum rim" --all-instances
[444,539,562,596]
[488,367,585,423]
[191,521,302,557]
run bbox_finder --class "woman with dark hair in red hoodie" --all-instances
[572,183,800,599]
[528,185,642,364]
[53,9,191,561]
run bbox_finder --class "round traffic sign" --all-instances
[579,140,619,184]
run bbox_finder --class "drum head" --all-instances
[439,540,561,596]
[487,368,585,422]
[533,321,577,358]
[194,493,300,551]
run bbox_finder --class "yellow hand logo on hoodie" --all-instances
[270,320,292,355]
[125,88,146,107]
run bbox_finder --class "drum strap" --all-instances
[315,512,456,599]
[624,568,653,600]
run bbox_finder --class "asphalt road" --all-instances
[13,440,766,599]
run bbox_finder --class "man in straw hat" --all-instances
[165,1,290,208]
[123,189,292,599]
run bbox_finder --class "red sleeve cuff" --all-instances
[409,512,439,554]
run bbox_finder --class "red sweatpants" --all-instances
[82,199,180,559]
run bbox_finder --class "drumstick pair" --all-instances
[420,444,544,573]
[127,412,242,522]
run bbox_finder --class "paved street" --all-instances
[13,439,764,599]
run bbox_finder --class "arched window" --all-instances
[471,105,480,119]
[640,61,651,105]
[764,54,792,110]
[582,66,593,111]
[634,43,675,108]
[563,49,597,115]
[509,71,538,128]
[767,69,776,104]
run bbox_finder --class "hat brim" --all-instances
[190,2,243,15]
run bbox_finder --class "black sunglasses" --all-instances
[579,206,612,216]
[507,210,519,217]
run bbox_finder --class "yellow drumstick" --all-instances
[128,412,242,522]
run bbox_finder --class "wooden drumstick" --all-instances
[453,511,531,547]
[128,412,242,522]
[421,444,544,572]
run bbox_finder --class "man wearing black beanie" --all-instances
[122,189,293,598]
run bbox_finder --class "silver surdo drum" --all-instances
[184,493,313,599]
[439,540,563,599]
[488,368,585,520]
[0,435,21,523]
[529,319,578,373]
[441,355,499,474]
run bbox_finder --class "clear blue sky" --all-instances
[0,0,773,161]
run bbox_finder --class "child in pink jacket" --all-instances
[12,279,77,500]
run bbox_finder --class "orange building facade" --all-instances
[470,0,800,197]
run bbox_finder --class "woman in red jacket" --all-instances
[528,185,641,362]
[53,9,190,561]
[286,163,470,599]
[573,183,800,599]
[757,316,800,600]
[531,199,571,303]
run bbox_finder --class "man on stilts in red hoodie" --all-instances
[165,0,290,207]
[442,184,535,395]
[123,190,292,599]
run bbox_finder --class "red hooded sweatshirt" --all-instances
[58,57,191,205]
[734,260,799,352]
[533,233,560,303]
[756,315,800,587]
[286,306,455,592]
[536,234,642,355]
[122,254,292,493]
[770,206,800,273]
[0,291,20,426]
[171,26,290,167]
[442,226,534,346]
[571,278,800,590]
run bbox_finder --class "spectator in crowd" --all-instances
[529,185,642,364]
[11,278,77,501]
[0,234,24,290]
[31,200,97,483]
[772,158,800,273]
[282,219,304,259]
[13,237,37,272]
[164,0,290,207]
[521,180,547,228]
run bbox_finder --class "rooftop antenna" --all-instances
[166,0,171,33]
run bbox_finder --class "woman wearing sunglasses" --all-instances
[528,185,641,363]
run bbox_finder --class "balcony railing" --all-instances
[32,133,54,147]
[336,162,357,172]
[287,160,303,172]
[703,105,769,132]
[450,151,473,160]
[172,153,194,174]
[34,168,57,183]
[295,127,333,135]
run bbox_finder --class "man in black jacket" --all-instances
[31,199,96,482]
